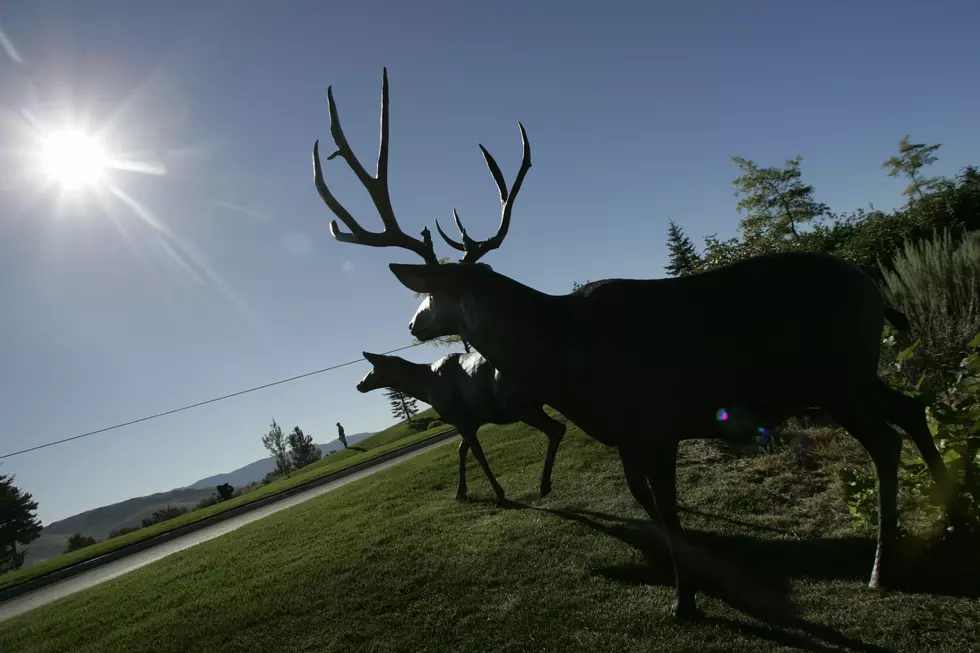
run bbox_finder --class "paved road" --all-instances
[0,435,459,624]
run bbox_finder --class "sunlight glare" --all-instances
[41,129,107,189]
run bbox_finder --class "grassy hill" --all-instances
[2,415,976,652]
[0,411,447,592]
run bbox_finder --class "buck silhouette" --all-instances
[357,350,565,500]
[312,68,952,620]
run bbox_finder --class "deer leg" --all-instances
[518,408,567,498]
[461,426,506,500]
[832,406,903,589]
[619,442,695,620]
[872,379,954,519]
[456,437,471,500]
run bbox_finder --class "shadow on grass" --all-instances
[346,446,367,452]
[478,498,979,653]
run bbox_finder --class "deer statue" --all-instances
[312,69,952,620]
[356,350,566,500]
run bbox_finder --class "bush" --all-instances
[428,420,444,429]
[64,533,98,553]
[195,495,222,510]
[140,505,189,529]
[881,228,980,377]
[839,329,980,536]
[108,527,139,540]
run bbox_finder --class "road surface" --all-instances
[0,434,459,624]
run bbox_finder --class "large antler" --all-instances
[436,123,531,264]
[313,68,438,265]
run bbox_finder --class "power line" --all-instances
[0,342,427,461]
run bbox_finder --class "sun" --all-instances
[40,129,108,189]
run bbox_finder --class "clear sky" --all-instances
[1,0,978,524]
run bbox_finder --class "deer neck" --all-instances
[387,363,436,406]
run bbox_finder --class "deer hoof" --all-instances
[455,490,468,501]
[670,597,697,621]
[539,483,552,498]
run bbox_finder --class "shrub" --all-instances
[64,533,98,553]
[428,420,444,429]
[881,228,980,378]
[839,329,980,536]
[140,505,189,529]
[195,495,222,510]
[108,527,139,540]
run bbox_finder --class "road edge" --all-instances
[0,428,459,604]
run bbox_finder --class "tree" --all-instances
[882,135,942,199]
[0,473,43,572]
[287,426,322,470]
[411,256,470,352]
[261,419,291,478]
[664,219,702,276]
[572,280,593,292]
[385,389,419,423]
[65,533,98,553]
[731,155,829,241]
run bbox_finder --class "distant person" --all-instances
[336,422,348,449]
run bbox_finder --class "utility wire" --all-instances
[0,341,428,461]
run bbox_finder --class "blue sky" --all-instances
[0,0,978,524]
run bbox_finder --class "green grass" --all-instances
[2,417,978,653]
[0,414,448,593]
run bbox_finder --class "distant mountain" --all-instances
[42,487,218,541]
[185,433,374,490]
[21,433,376,568]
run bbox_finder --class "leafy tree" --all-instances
[0,473,43,572]
[883,135,942,199]
[287,426,322,470]
[261,419,291,478]
[385,389,419,423]
[572,280,593,292]
[64,533,98,553]
[664,219,702,276]
[731,155,829,241]
[216,483,235,501]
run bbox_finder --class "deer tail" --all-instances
[883,305,910,332]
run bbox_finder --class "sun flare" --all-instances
[40,129,108,189]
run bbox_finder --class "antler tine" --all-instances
[312,67,438,264]
[442,122,531,264]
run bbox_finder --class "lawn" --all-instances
[2,416,977,653]
[0,412,448,593]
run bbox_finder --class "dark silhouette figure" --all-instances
[357,350,565,500]
[336,422,347,449]
[216,483,235,501]
[312,68,952,621]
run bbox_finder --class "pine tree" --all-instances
[664,219,701,276]
[385,389,419,423]
[287,426,322,470]
[0,473,43,572]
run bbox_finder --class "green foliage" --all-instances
[195,495,222,510]
[840,329,980,535]
[385,388,419,424]
[64,533,98,553]
[881,228,980,375]
[287,427,322,470]
[107,527,138,540]
[883,135,943,199]
[261,419,291,478]
[730,155,829,241]
[428,420,444,429]
[140,505,189,529]
[0,474,42,573]
[664,219,701,276]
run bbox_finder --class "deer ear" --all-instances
[389,263,449,294]
[362,351,383,365]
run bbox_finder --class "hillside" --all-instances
[3,418,976,653]
[185,433,374,489]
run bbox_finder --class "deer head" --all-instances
[356,351,409,393]
[408,121,532,342]
[311,68,531,345]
